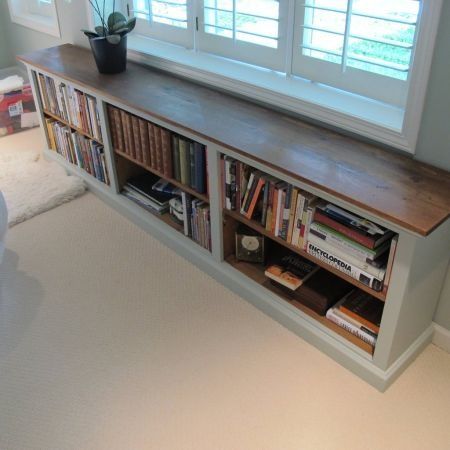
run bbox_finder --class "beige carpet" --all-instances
[1,191,450,450]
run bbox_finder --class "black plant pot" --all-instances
[89,35,127,74]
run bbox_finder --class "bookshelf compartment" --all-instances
[106,104,208,202]
[115,155,211,252]
[223,214,376,355]
[221,154,398,301]
[44,115,109,185]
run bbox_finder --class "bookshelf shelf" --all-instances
[223,209,386,301]
[115,149,209,202]
[225,254,374,355]
[22,44,450,391]
[43,110,103,145]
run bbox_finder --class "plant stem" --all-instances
[102,0,106,35]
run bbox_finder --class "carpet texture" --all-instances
[0,149,85,226]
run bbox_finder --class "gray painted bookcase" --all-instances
[20,45,450,391]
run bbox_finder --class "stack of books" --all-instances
[45,117,109,184]
[107,105,207,194]
[326,290,384,347]
[37,73,102,142]
[123,173,175,214]
[306,202,397,292]
[222,156,318,249]
[180,192,211,251]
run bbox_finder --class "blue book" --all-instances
[194,142,206,194]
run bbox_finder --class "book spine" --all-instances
[306,240,383,291]
[265,181,275,231]
[161,129,173,178]
[291,192,305,246]
[139,118,150,166]
[224,157,232,210]
[172,135,181,181]
[240,172,255,215]
[179,138,188,185]
[229,159,237,210]
[131,115,142,162]
[261,179,270,226]
[287,188,298,243]
[153,125,163,173]
[106,106,117,149]
[119,110,130,155]
[194,143,206,194]
[315,210,377,249]
[309,221,385,263]
[246,176,265,219]
[273,187,282,236]
[308,234,386,280]
[280,185,292,240]
[382,235,398,295]
[110,108,122,151]
[337,306,380,334]
[148,123,157,169]
[189,142,196,190]
[326,308,377,346]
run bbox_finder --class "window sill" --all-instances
[128,34,413,153]
[9,11,60,38]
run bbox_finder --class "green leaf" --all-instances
[108,11,127,30]
[95,25,107,36]
[106,34,121,44]
[81,29,99,38]
[126,17,136,32]
[111,20,127,32]
[114,27,129,36]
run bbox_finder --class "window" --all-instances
[197,0,287,70]
[132,0,193,46]
[292,0,420,106]
[7,0,60,37]
[98,0,441,153]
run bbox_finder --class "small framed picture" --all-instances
[235,224,265,263]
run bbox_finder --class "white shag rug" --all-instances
[0,149,86,227]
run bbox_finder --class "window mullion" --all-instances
[232,0,236,42]
[341,0,353,73]
[148,0,153,24]
[284,0,296,76]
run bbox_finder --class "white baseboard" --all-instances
[432,323,450,353]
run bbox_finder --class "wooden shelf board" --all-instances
[225,255,374,355]
[43,110,103,145]
[115,149,209,203]
[223,209,387,302]
[20,44,450,236]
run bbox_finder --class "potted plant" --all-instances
[82,1,136,74]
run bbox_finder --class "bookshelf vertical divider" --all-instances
[21,45,450,391]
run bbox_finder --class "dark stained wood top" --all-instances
[18,44,450,236]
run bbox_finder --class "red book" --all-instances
[246,176,265,219]
[315,210,379,249]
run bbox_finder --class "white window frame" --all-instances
[132,0,195,47]
[87,0,442,155]
[291,1,419,107]
[196,0,288,71]
[7,0,61,37]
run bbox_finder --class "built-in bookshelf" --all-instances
[108,104,211,252]
[21,44,450,391]
[35,72,109,185]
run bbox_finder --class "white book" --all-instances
[291,191,305,246]
[306,239,383,291]
[308,234,386,280]
[326,307,377,346]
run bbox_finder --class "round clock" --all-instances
[241,235,260,252]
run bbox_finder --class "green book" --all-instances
[172,135,180,181]
[179,138,190,185]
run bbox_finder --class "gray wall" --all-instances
[1,0,449,329]
[0,7,14,68]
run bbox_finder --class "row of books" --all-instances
[326,290,384,347]
[121,172,211,251]
[180,192,211,251]
[37,73,102,142]
[107,105,207,194]
[45,117,109,185]
[223,156,318,248]
[261,247,383,348]
[223,156,397,292]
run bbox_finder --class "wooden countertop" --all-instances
[18,44,450,236]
